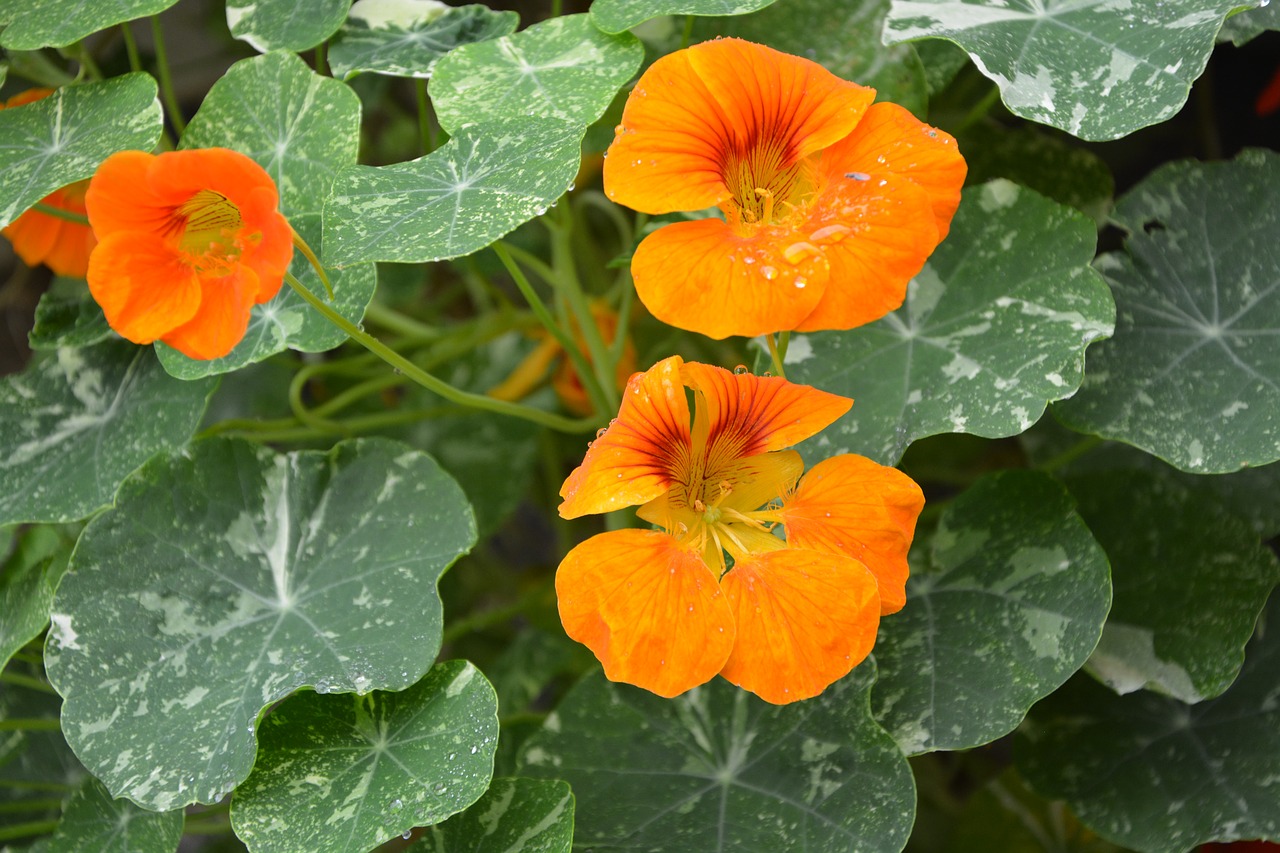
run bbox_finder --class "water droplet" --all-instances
[878,179,888,187]
[743,256,755,264]
[315,680,330,694]
[614,124,626,135]
[391,798,403,811]
[760,265,779,280]
[926,128,938,138]
[470,745,478,754]
[795,277,807,289]
[810,224,850,245]
[733,365,750,374]
[783,242,820,265]
[403,830,413,840]
[845,171,871,181]
[876,155,887,165]
[596,427,608,438]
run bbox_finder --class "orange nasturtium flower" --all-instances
[604,38,967,340]
[556,356,924,703]
[84,148,294,360]
[1,89,96,278]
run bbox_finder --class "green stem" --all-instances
[549,203,618,410]
[1035,434,1103,473]
[32,203,89,225]
[0,718,62,732]
[681,14,695,49]
[0,820,58,843]
[217,407,453,444]
[550,0,563,17]
[442,582,555,644]
[954,85,1001,133]
[73,40,103,80]
[314,41,328,76]
[0,799,63,815]
[415,78,436,155]
[284,272,597,433]
[0,671,56,693]
[765,333,787,379]
[121,22,143,73]
[362,302,441,340]
[6,51,76,88]
[496,241,559,289]
[150,15,186,135]
[289,365,350,437]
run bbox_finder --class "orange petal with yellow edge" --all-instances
[87,231,201,344]
[631,218,829,340]
[160,265,260,360]
[556,528,736,698]
[720,548,879,704]
[559,355,691,519]
[781,454,924,615]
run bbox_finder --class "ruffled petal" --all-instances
[85,150,172,239]
[780,454,924,614]
[719,548,879,704]
[238,186,293,303]
[160,265,260,360]
[556,529,736,698]
[86,231,201,343]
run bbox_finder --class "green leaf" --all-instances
[44,437,477,811]
[915,39,969,95]
[154,214,377,379]
[47,776,183,853]
[883,0,1257,140]
[230,661,498,853]
[27,291,111,352]
[0,527,71,671]
[1065,469,1280,703]
[226,0,348,52]
[0,0,177,49]
[415,777,574,853]
[323,118,583,266]
[0,676,84,827]
[180,51,361,217]
[1218,2,1280,44]
[1055,149,1280,473]
[1016,596,1280,852]
[690,0,928,118]
[518,665,914,853]
[327,2,518,81]
[0,342,216,525]
[0,74,161,229]
[590,0,781,33]
[430,14,643,134]
[872,471,1111,755]
[787,181,1114,466]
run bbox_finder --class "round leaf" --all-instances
[45,437,477,811]
[415,777,574,853]
[590,0,780,33]
[226,0,349,52]
[0,0,177,49]
[47,776,183,853]
[1218,3,1280,44]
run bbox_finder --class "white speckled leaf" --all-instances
[1218,2,1280,44]
[230,661,498,853]
[1065,468,1280,703]
[323,118,583,265]
[1055,149,1280,473]
[0,0,177,49]
[0,74,161,228]
[27,290,112,351]
[883,0,1257,141]
[517,665,913,853]
[44,437,477,811]
[590,0,780,33]
[226,0,348,52]
[0,341,216,526]
[328,2,518,81]
[154,215,376,379]
[415,777,574,853]
[0,527,71,671]
[48,776,183,853]
[787,181,1114,466]
[872,471,1111,755]
[1016,596,1280,852]
[430,14,642,133]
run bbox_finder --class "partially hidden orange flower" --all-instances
[556,355,924,703]
[85,148,294,360]
[1,89,96,278]
[603,38,966,340]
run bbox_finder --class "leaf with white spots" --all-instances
[1218,2,1280,44]
[883,0,1258,141]
[327,1,518,81]
[44,437,477,811]
[0,0,177,49]
[517,665,914,853]
[47,775,183,853]
[0,73,161,229]
[414,777,574,853]
[589,0,781,33]
[0,526,71,671]
[27,290,112,351]
[323,118,584,265]
[788,181,1114,466]
[230,661,498,853]
[1016,595,1280,852]
[0,341,216,526]
[226,0,349,52]
[430,14,642,133]
[1055,149,1280,473]
[1065,468,1280,703]
[872,471,1111,755]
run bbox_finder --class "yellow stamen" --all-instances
[754,188,775,225]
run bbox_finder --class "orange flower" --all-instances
[1,89,96,278]
[556,356,924,703]
[603,39,966,339]
[85,148,294,360]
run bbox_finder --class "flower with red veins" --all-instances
[603,38,966,339]
[556,355,924,703]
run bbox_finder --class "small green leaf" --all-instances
[27,291,111,351]
[230,661,499,853]
[1055,149,1280,473]
[47,776,183,853]
[0,0,177,49]
[884,0,1257,140]
[226,0,348,52]
[1218,2,1280,44]
[1066,469,1280,702]
[590,0,781,33]
[0,74,161,228]
[45,437,477,811]
[0,342,216,525]
[323,118,583,266]
[787,181,1114,466]
[415,777,574,853]
[873,471,1111,754]
[518,665,914,853]
[328,2,518,81]
[0,527,71,671]
[430,14,642,133]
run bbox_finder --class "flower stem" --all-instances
[0,820,58,843]
[415,78,436,154]
[765,333,788,379]
[0,671,56,694]
[549,203,619,410]
[0,718,62,733]
[121,22,143,73]
[1035,434,1103,472]
[290,228,333,299]
[362,301,441,341]
[954,84,1001,133]
[680,14,695,49]
[150,15,186,135]
[32,203,89,225]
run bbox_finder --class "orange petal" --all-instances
[780,455,924,615]
[85,151,171,239]
[86,231,201,344]
[160,265,260,360]
[2,88,54,109]
[631,218,829,339]
[232,185,293,302]
[720,548,879,704]
[7,181,96,278]
[556,529,736,698]
[559,355,691,519]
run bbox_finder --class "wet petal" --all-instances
[86,231,201,344]
[160,265,260,360]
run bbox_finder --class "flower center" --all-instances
[721,135,810,227]
[175,189,245,269]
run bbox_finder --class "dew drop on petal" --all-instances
[783,242,820,265]
[794,277,807,289]
[810,224,850,245]
[845,171,871,181]
[596,427,608,438]
[760,265,779,280]
[733,364,750,374]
